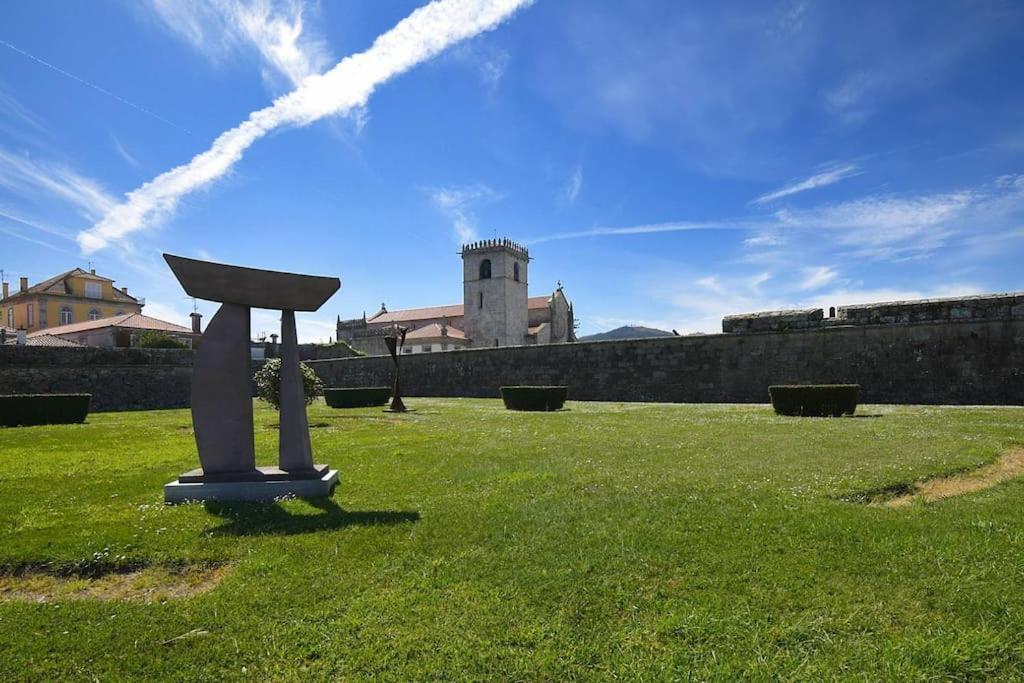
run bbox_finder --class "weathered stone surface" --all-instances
[190,302,256,476]
[278,310,314,472]
[309,319,1024,406]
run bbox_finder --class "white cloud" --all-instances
[799,265,838,290]
[565,165,583,204]
[0,149,116,220]
[78,0,534,254]
[751,163,861,204]
[427,183,499,242]
[147,0,331,88]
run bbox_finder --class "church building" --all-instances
[337,239,575,355]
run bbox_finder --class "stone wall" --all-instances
[722,292,1024,333]
[722,308,823,334]
[0,346,194,411]
[309,318,1024,405]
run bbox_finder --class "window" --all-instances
[494,339,499,347]
[60,307,73,325]
[478,292,483,309]
[116,310,125,316]
[26,304,34,327]
[441,343,448,351]
[513,262,520,282]
[89,309,102,320]
[479,259,491,279]
[403,347,412,354]
[85,282,102,299]
[6,307,12,328]
[422,345,432,353]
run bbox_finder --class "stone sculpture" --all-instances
[162,254,341,503]
[384,326,408,412]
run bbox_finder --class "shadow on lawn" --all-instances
[203,498,420,536]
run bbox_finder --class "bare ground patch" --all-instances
[869,447,1024,508]
[0,563,230,603]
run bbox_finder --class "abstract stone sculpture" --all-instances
[162,254,340,503]
[384,326,408,413]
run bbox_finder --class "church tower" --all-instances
[461,238,529,347]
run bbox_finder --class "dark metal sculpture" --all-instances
[384,326,408,412]
[162,254,341,502]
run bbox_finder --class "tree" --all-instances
[253,358,323,410]
[134,331,186,349]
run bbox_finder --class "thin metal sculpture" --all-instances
[163,254,339,492]
[384,326,408,412]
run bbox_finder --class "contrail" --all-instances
[0,38,190,135]
[526,219,771,244]
[78,0,534,254]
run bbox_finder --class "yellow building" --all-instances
[1,268,143,333]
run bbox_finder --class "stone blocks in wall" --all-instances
[838,292,1024,326]
[308,319,1024,406]
[722,308,823,334]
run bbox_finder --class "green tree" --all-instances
[253,358,323,410]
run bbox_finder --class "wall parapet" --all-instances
[721,291,1024,334]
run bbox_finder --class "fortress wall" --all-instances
[309,318,1024,405]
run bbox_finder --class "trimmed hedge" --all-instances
[324,387,391,408]
[501,386,568,412]
[769,385,860,417]
[0,394,92,427]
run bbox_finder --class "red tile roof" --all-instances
[28,313,192,338]
[1,268,139,305]
[405,323,467,341]
[369,296,550,324]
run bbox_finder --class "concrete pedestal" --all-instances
[164,466,339,503]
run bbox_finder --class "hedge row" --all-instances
[0,394,92,427]
[768,385,859,417]
[324,387,391,408]
[500,386,568,412]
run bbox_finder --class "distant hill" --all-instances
[579,326,675,342]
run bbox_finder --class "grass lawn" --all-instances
[1,398,1023,680]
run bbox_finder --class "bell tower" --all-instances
[461,238,529,347]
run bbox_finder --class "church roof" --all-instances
[405,323,467,341]
[369,296,550,324]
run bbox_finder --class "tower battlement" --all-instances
[459,238,529,261]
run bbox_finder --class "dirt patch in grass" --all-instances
[870,447,1024,508]
[0,562,230,603]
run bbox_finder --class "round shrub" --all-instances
[324,387,391,408]
[500,386,568,411]
[254,359,323,410]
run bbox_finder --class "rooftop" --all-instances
[29,312,193,338]
[404,323,467,341]
[369,296,551,324]
[1,268,139,305]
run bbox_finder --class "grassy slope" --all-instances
[1,399,1023,680]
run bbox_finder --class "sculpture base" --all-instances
[164,466,338,504]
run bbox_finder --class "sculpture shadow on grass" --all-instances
[202,497,420,536]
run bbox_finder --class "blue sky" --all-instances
[1,0,1022,340]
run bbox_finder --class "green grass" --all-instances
[1,399,1023,680]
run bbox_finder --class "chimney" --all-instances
[16,328,27,346]
[19,277,28,293]
[90,268,96,275]
[2,282,8,299]
[122,287,128,295]
[190,311,202,334]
